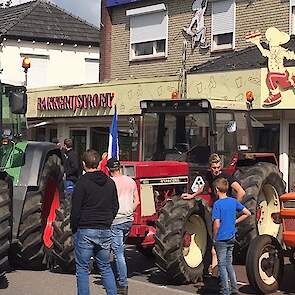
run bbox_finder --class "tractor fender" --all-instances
[12,141,62,241]
[18,141,62,187]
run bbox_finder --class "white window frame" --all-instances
[127,4,168,61]
[211,0,236,52]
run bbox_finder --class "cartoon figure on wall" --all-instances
[246,27,295,107]
[183,0,209,50]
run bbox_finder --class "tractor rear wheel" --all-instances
[234,162,285,252]
[49,198,75,273]
[153,196,210,284]
[13,154,63,269]
[246,234,283,294]
[0,179,11,277]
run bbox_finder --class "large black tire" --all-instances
[49,198,75,273]
[12,154,63,269]
[0,179,11,277]
[234,162,285,252]
[153,196,211,284]
[246,234,283,294]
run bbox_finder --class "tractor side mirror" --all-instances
[9,90,28,114]
[227,120,237,133]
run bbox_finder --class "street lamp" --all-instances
[22,57,31,86]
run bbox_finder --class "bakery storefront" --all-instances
[27,77,178,160]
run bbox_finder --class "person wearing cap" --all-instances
[70,150,119,295]
[106,158,140,295]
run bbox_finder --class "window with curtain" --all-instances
[85,58,99,83]
[127,4,168,60]
[20,54,49,88]
[211,0,235,51]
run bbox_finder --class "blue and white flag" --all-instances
[108,105,119,160]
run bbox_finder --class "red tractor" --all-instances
[246,192,295,294]
[50,98,286,282]
[122,98,285,284]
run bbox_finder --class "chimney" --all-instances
[100,0,112,82]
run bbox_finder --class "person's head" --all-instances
[209,153,222,176]
[52,137,62,149]
[82,149,100,172]
[106,158,121,175]
[64,138,73,150]
[213,177,229,198]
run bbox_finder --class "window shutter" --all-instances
[212,0,235,35]
[85,59,99,83]
[130,11,167,44]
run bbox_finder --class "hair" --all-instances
[213,177,229,194]
[209,153,221,165]
[64,138,73,149]
[82,149,100,169]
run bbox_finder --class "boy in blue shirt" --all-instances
[212,178,251,295]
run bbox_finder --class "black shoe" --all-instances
[117,286,128,295]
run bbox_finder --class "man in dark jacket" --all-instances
[63,138,81,193]
[70,149,119,295]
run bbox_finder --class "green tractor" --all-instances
[0,82,73,277]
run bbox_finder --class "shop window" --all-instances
[85,58,99,83]
[20,54,49,88]
[253,123,280,160]
[127,4,168,61]
[211,0,235,51]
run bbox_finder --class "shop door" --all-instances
[70,129,87,162]
[289,124,295,191]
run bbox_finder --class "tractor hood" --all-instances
[121,161,188,179]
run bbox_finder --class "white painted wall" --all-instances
[0,39,100,88]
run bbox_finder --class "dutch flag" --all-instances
[108,105,119,160]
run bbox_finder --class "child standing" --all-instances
[212,178,251,295]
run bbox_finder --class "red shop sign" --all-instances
[37,92,114,111]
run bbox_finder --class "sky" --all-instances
[8,0,101,27]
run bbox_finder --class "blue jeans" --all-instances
[111,221,132,288]
[74,229,117,295]
[214,238,238,295]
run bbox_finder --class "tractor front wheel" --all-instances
[153,196,210,284]
[235,162,285,252]
[246,234,283,294]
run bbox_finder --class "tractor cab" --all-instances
[140,99,254,193]
[0,82,27,169]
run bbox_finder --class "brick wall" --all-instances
[100,0,112,81]
[109,0,290,80]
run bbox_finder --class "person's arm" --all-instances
[112,183,119,220]
[70,181,84,234]
[212,202,221,242]
[213,219,220,241]
[133,184,140,211]
[236,207,251,224]
[182,185,205,199]
[231,181,245,202]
